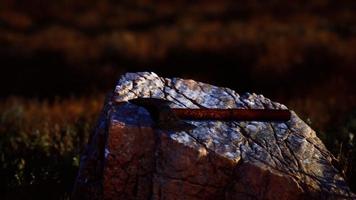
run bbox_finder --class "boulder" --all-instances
[73,72,355,199]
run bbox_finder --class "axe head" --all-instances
[129,98,196,131]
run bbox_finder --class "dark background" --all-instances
[1,0,356,126]
[0,0,355,199]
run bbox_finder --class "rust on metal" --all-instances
[172,108,291,121]
[128,97,291,123]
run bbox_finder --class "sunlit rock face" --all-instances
[73,72,355,200]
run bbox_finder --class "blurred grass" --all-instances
[0,95,355,199]
[0,0,355,198]
[1,1,355,96]
[0,95,103,199]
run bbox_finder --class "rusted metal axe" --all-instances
[129,98,291,131]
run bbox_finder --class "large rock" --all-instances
[73,72,355,199]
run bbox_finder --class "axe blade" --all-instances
[128,97,290,131]
[129,98,196,131]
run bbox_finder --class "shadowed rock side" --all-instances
[73,72,355,199]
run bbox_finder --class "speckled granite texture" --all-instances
[73,72,355,200]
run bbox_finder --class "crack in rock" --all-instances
[73,72,355,200]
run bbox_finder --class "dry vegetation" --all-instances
[0,93,355,199]
[0,96,104,199]
[0,0,355,198]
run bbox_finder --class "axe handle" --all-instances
[172,108,291,121]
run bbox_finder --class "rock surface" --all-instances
[73,72,355,199]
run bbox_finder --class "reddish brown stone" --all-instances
[73,72,355,199]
